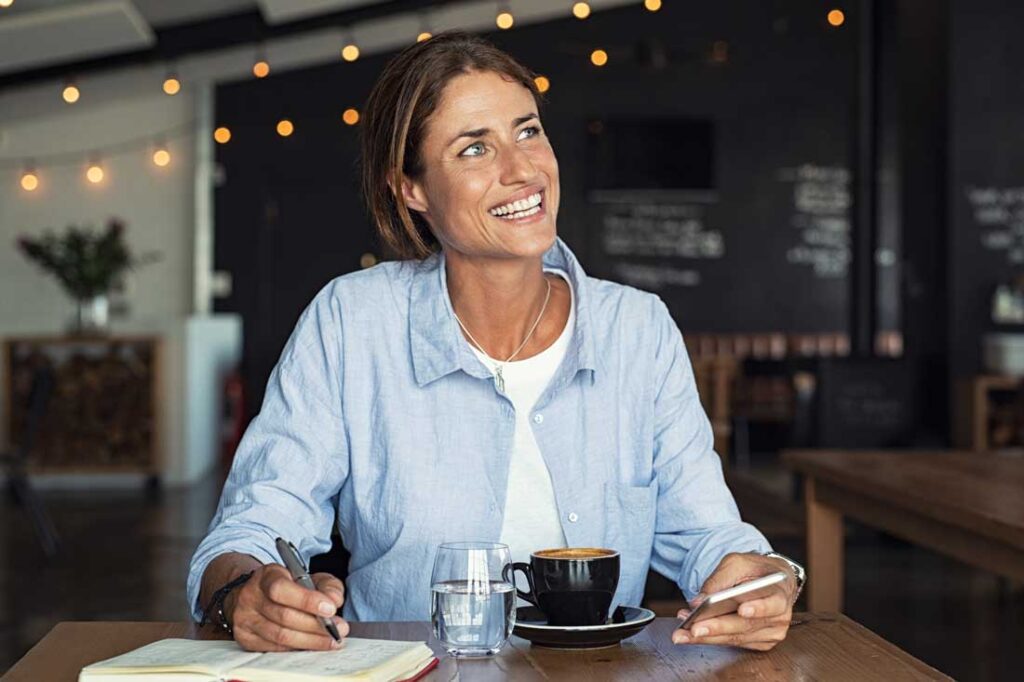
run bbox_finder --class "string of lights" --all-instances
[4,2,846,193]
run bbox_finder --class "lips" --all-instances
[488,185,546,213]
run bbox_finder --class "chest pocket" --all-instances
[604,481,658,585]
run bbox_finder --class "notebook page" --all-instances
[230,638,430,680]
[80,639,261,677]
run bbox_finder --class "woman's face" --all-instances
[401,69,560,263]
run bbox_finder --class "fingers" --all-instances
[674,613,778,641]
[677,624,790,649]
[262,567,338,617]
[736,590,789,619]
[312,573,346,609]
[242,616,343,651]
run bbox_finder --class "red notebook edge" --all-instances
[397,655,439,682]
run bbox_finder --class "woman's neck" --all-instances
[446,252,563,361]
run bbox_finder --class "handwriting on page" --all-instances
[240,639,421,675]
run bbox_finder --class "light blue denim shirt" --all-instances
[187,238,771,622]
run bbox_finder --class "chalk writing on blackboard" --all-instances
[966,186,1024,264]
[612,263,701,290]
[598,201,724,259]
[778,164,851,278]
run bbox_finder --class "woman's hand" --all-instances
[225,564,349,652]
[672,552,797,651]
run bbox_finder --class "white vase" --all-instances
[73,294,110,334]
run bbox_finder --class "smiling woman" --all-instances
[189,31,801,657]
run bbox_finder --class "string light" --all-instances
[213,127,232,144]
[0,0,15,8]
[496,2,514,30]
[342,108,360,125]
[534,75,550,93]
[342,29,360,62]
[62,82,80,104]
[276,119,294,137]
[590,49,608,66]
[827,9,845,26]
[417,31,432,42]
[417,11,433,42]
[152,145,171,167]
[644,0,662,11]
[253,59,270,78]
[85,161,105,185]
[572,2,591,19]
[21,169,39,192]
[163,72,181,95]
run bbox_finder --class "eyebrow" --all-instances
[447,113,539,148]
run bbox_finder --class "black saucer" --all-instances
[511,606,656,649]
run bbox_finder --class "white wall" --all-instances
[0,90,197,483]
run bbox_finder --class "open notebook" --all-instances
[78,637,437,682]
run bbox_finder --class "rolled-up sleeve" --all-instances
[186,287,349,621]
[647,298,771,601]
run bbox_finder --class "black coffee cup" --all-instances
[504,548,620,626]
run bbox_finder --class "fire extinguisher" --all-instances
[222,368,245,468]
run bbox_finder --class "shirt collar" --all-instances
[410,237,599,387]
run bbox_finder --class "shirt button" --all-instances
[533,413,544,424]
[568,512,579,523]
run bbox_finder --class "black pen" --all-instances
[275,537,341,642]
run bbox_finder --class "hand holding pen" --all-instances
[220,543,348,652]
[275,537,343,643]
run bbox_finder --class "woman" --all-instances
[188,31,802,653]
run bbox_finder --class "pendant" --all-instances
[494,364,505,393]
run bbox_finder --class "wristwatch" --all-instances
[763,551,806,600]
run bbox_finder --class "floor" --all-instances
[1,468,1021,681]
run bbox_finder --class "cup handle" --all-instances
[503,562,538,607]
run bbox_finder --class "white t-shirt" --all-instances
[467,270,575,567]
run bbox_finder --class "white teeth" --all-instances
[496,204,541,220]
[489,192,542,216]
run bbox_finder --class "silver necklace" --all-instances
[453,277,552,393]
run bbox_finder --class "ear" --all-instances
[397,174,430,214]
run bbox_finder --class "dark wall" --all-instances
[213,0,857,412]
[949,0,1024,377]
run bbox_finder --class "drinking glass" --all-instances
[430,541,516,657]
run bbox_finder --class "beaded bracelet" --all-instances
[200,570,255,636]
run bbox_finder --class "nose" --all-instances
[499,144,538,185]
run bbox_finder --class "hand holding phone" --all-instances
[677,571,788,631]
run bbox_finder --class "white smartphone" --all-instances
[677,571,788,630]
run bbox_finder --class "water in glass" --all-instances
[430,542,515,657]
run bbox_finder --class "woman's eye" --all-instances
[460,142,486,157]
[518,126,541,140]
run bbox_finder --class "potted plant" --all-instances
[16,218,160,334]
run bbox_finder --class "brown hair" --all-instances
[360,31,543,260]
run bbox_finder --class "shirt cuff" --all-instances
[186,533,279,622]
[678,522,773,602]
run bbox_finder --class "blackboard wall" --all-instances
[949,0,1024,377]
[213,1,857,412]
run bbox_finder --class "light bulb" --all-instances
[644,0,662,12]
[827,9,845,26]
[496,11,514,29]
[276,119,294,137]
[342,44,360,62]
[417,31,432,42]
[153,148,171,167]
[163,76,181,95]
[573,2,591,19]
[590,49,608,67]
[21,172,39,192]
[214,127,232,144]
[343,108,360,126]
[534,76,550,93]
[62,84,80,103]
[253,60,270,78]
[86,164,104,184]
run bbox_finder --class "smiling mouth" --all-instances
[488,189,545,221]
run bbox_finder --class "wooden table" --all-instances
[783,449,1024,612]
[2,614,948,681]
